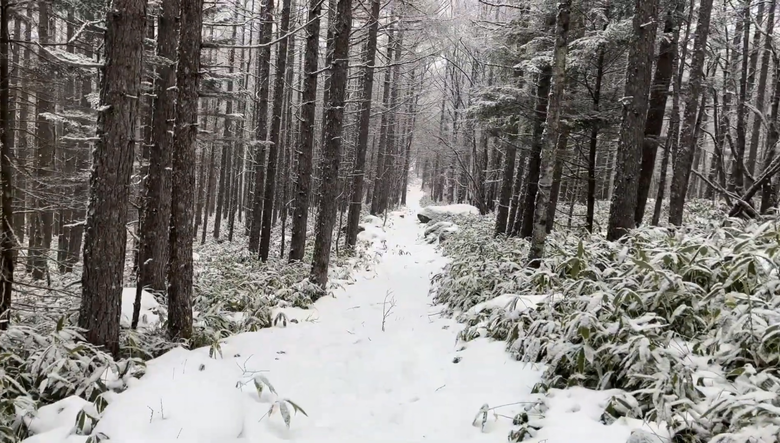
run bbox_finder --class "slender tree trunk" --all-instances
[168,0,204,341]
[519,67,551,238]
[528,0,570,265]
[731,0,752,193]
[79,0,146,354]
[669,0,714,225]
[29,1,55,281]
[310,0,352,287]
[546,125,570,233]
[134,0,180,326]
[0,0,15,330]
[67,17,93,271]
[762,11,780,211]
[495,138,516,236]
[635,4,680,226]
[289,0,322,262]
[746,0,766,181]
[260,0,291,261]
[201,142,216,243]
[507,146,526,235]
[248,0,274,252]
[585,47,605,233]
[346,0,379,247]
[213,102,230,239]
[749,0,775,182]
[279,18,298,255]
[371,31,396,216]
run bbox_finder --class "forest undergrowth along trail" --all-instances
[25,185,539,443]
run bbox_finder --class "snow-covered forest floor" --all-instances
[7,185,780,443]
[14,185,550,443]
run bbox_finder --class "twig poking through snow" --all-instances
[382,291,396,332]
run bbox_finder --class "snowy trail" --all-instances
[26,186,545,443]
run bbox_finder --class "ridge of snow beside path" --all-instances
[24,184,646,443]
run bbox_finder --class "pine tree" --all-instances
[79,0,147,354]
[168,0,205,341]
[310,0,353,288]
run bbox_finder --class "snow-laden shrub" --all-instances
[432,213,780,442]
[0,323,143,440]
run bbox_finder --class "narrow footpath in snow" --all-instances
[28,186,545,443]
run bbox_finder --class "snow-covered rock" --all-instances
[424,221,459,243]
[120,288,161,329]
[417,204,479,223]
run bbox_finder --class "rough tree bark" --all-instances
[133,0,180,329]
[79,0,146,354]
[288,0,322,262]
[167,0,204,341]
[0,0,15,330]
[310,0,353,288]
[607,0,660,240]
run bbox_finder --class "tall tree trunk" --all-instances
[370,30,396,216]
[607,0,660,240]
[279,16,298,255]
[134,0,180,326]
[0,0,15,330]
[379,26,403,214]
[14,6,31,250]
[749,0,775,182]
[528,0,570,265]
[168,0,204,341]
[346,0,379,248]
[746,0,766,181]
[260,0,291,261]
[762,8,780,211]
[635,4,679,226]
[310,0,352,287]
[67,17,93,271]
[289,0,322,262]
[223,24,239,241]
[79,0,146,354]
[731,0,752,193]
[519,67,551,238]
[213,102,229,239]
[248,0,274,252]
[57,13,76,273]
[669,0,715,225]
[585,48,605,233]
[29,1,55,280]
